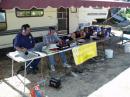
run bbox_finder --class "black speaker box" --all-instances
[49,77,61,88]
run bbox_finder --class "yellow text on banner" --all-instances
[72,42,97,65]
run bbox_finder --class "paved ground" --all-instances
[0,35,130,97]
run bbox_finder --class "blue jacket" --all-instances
[14,33,35,50]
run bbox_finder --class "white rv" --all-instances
[0,7,108,49]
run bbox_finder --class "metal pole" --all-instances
[12,60,14,77]
[24,62,26,93]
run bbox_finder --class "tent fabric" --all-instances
[0,0,130,9]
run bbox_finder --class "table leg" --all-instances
[24,62,26,93]
[41,58,43,78]
[12,60,14,77]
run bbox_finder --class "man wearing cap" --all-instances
[14,24,40,74]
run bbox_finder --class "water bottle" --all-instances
[35,85,44,97]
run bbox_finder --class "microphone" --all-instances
[24,51,28,55]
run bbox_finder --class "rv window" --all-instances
[15,8,44,17]
[0,10,7,31]
[0,12,5,22]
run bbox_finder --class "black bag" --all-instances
[49,77,61,88]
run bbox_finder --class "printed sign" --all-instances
[72,42,97,65]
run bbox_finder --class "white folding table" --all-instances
[7,51,47,92]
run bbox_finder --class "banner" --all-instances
[72,42,97,65]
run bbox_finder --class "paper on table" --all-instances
[77,39,86,43]
[42,49,56,54]
[48,44,59,49]
[7,51,26,62]
[7,51,42,62]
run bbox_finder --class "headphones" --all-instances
[21,26,26,33]
[22,29,25,33]
[21,24,30,33]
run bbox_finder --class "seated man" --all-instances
[43,27,71,71]
[14,24,40,74]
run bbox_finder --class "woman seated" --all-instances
[84,27,94,39]
[70,30,86,41]
[96,27,106,38]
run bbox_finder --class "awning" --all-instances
[0,0,130,9]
